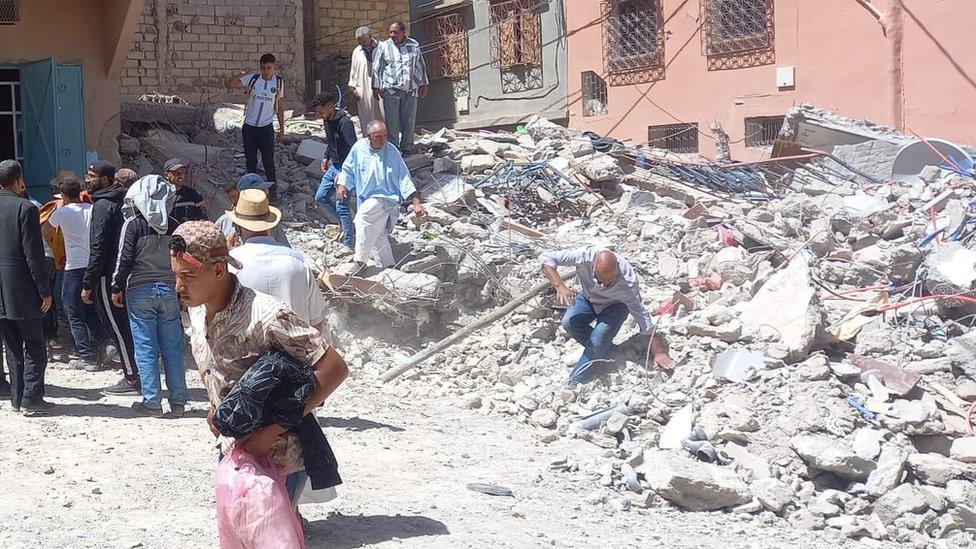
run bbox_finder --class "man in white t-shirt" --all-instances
[225,52,285,201]
[42,175,100,369]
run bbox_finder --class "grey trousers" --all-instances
[381,88,418,152]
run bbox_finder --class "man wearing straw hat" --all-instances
[227,189,328,332]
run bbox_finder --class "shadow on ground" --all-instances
[318,416,406,432]
[306,513,448,549]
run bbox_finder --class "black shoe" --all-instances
[168,404,186,418]
[22,400,52,416]
[0,383,10,399]
[102,378,141,397]
[131,401,164,418]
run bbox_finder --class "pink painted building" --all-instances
[565,0,976,160]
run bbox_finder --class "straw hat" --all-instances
[226,188,282,232]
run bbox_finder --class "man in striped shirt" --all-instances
[372,21,429,154]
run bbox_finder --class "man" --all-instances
[337,120,425,269]
[226,53,285,199]
[42,175,100,370]
[227,189,327,332]
[170,220,348,507]
[0,160,52,414]
[372,21,429,153]
[163,158,207,224]
[540,246,673,385]
[216,174,290,247]
[312,92,358,255]
[115,168,138,188]
[24,188,59,346]
[349,26,383,137]
[112,175,188,417]
[82,160,141,396]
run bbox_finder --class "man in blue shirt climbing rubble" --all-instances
[541,245,672,385]
[335,119,425,269]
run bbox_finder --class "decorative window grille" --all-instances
[0,0,21,24]
[744,115,784,148]
[648,123,699,153]
[581,71,608,117]
[489,0,542,70]
[427,12,468,79]
[602,0,664,73]
[701,0,774,56]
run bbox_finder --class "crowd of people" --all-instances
[0,21,672,543]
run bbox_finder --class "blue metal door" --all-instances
[56,65,85,180]
[20,58,58,200]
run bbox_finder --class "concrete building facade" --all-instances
[0,0,144,197]
[565,0,976,160]
[410,0,568,130]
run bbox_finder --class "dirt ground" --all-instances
[0,356,853,549]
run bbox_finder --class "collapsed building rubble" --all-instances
[117,97,976,547]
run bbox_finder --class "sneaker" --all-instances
[0,383,10,399]
[102,344,120,364]
[334,246,354,259]
[68,358,97,371]
[168,404,186,418]
[101,377,141,397]
[22,400,53,416]
[131,401,164,418]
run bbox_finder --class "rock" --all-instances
[701,304,733,326]
[751,477,794,513]
[369,269,441,301]
[791,434,876,480]
[950,437,976,463]
[845,513,887,540]
[605,412,630,435]
[853,242,922,284]
[906,453,968,486]
[890,398,934,425]
[43,466,55,475]
[620,463,642,493]
[790,509,825,531]
[737,250,823,363]
[580,153,622,182]
[873,483,929,525]
[615,189,656,212]
[657,253,682,279]
[685,320,742,343]
[530,409,558,429]
[855,329,894,355]
[458,395,482,409]
[722,442,771,480]
[853,429,884,461]
[433,156,459,174]
[948,330,976,379]
[639,452,751,511]
[304,159,324,179]
[866,443,909,497]
[797,354,831,381]
[808,496,841,517]
[460,154,497,174]
[295,138,328,162]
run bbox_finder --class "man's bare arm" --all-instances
[542,265,576,306]
[225,71,245,91]
[304,346,348,414]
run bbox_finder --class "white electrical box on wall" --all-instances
[776,66,795,88]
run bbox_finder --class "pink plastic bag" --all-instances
[215,446,305,549]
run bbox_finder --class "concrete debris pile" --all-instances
[119,99,976,546]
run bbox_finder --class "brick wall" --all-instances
[310,0,410,57]
[121,0,305,105]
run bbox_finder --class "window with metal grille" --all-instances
[744,115,784,148]
[701,0,774,56]
[581,71,608,117]
[648,123,699,153]
[427,12,468,79]
[0,0,21,24]
[603,0,663,73]
[489,0,542,70]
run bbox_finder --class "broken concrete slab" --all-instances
[460,154,497,174]
[791,434,876,480]
[295,139,329,162]
[580,154,622,182]
[873,483,929,525]
[866,443,909,497]
[139,139,225,167]
[368,269,441,301]
[639,451,751,511]
[737,250,823,363]
[906,453,969,486]
[751,477,794,514]
[950,437,976,464]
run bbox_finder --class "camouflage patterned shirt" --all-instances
[187,277,330,473]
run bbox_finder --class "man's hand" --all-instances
[238,424,283,456]
[554,284,576,307]
[111,292,124,308]
[653,351,674,370]
[418,84,429,99]
[276,129,284,143]
[349,87,360,100]
[413,203,427,219]
[321,158,330,173]
[372,88,382,101]
[81,288,93,305]
[207,407,220,438]
[336,184,348,202]
[40,296,52,314]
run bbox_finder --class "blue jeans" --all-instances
[562,295,629,384]
[285,470,308,507]
[381,88,418,152]
[314,164,355,248]
[62,268,102,360]
[126,283,188,409]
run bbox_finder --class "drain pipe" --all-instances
[852,0,905,133]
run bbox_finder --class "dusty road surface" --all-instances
[0,359,847,549]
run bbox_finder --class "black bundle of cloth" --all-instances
[214,348,341,490]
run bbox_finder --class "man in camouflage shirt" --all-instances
[169,220,348,502]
